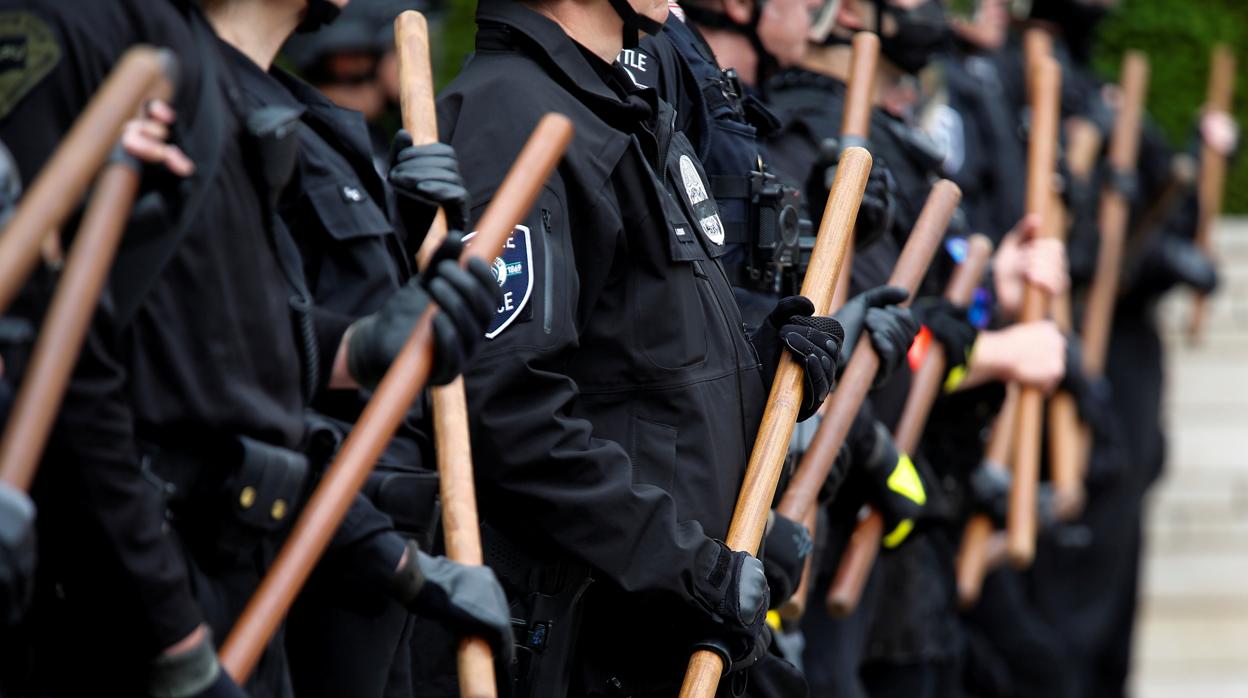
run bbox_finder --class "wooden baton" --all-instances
[1005,56,1062,569]
[955,383,1019,607]
[676,148,870,698]
[775,30,880,621]
[0,48,176,491]
[394,12,496,697]
[0,47,173,315]
[815,181,963,618]
[891,235,994,455]
[1046,115,1103,511]
[1188,44,1236,344]
[219,113,575,682]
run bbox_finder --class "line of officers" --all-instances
[0,0,1233,697]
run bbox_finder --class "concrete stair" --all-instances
[1132,217,1248,697]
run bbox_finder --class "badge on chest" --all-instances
[678,154,725,247]
[463,225,533,339]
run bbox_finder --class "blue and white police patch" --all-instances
[462,225,534,339]
[678,154,725,245]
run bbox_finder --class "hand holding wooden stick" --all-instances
[676,147,871,698]
[219,112,575,683]
[394,11,498,697]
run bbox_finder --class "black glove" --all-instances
[391,542,516,670]
[148,628,249,698]
[968,461,1010,527]
[863,304,920,387]
[833,286,909,364]
[1136,232,1218,295]
[913,297,977,370]
[694,541,770,637]
[851,419,925,548]
[752,296,845,421]
[761,513,812,606]
[809,138,896,250]
[0,482,34,627]
[389,130,470,232]
[347,233,500,388]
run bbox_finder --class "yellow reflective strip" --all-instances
[887,453,927,505]
[883,519,914,548]
[766,610,783,632]
[943,363,968,392]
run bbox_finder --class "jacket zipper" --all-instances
[540,208,554,334]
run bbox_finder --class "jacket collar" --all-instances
[474,0,631,111]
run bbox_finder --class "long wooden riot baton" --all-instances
[814,181,962,617]
[0,47,173,315]
[219,113,575,682]
[891,235,993,459]
[776,30,879,621]
[955,383,1019,607]
[1045,116,1102,515]
[1071,52,1149,481]
[1004,55,1062,569]
[676,148,870,698]
[1187,44,1236,344]
[0,49,177,492]
[394,11,497,696]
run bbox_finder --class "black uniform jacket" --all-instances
[437,0,765,660]
[0,0,305,668]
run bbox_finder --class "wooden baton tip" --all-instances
[219,114,574,683]
[0,46,171,315]
[956,384,1019,607]
[679,148,869,698]
[818,182,963,616]
[842,33,880,140]
[0,165,140,492]
[395,13,497,695]
[1189,45,1236,344]
[826,509,884,617]
[956,515,995,608]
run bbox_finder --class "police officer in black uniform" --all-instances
[435,0,915,692]
[0,0,504,695]
[198,1,515,697]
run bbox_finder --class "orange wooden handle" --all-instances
[1005,55,1062,569]
[955,385,1018,606]
[801,182,961,617]
[677,148,870,698]
[841,33,879,140]
[826,509,884,617]
[219,113,574,683]
[956,515,995,607]
[0,47,174,315]
[1189,44,1236,343]
[395,11,496,696]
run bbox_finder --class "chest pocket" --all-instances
[305,180,393,241]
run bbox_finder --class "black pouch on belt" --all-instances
[144,435,309,569]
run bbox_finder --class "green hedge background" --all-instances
[433,0,1248,212]
[1095,0,1248,213]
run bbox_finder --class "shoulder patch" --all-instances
[0,12,61,121]
[678,154,725,245]
[462,225,534,339]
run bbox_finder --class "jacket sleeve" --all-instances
[461,183,722,611]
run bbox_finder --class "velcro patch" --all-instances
[0,12,61,121]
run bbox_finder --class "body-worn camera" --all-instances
[745,168,806,295]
